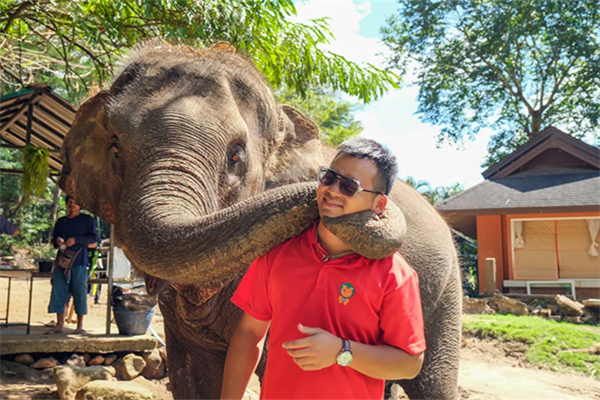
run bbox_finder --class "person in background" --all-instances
[0,215,18,237]
[46,195,97,334]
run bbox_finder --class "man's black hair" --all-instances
[66,195,74,204]
[335,137,398,195]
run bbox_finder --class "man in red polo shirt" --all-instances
[221,138,425,400]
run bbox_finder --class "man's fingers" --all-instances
[282,337,311,349]
[292,357,317,370]
[285,347,313,358]
[298,323,324,335]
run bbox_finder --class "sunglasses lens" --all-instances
[340,179,359,197]
[319,169,337,186]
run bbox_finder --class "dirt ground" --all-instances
[1,277,599,399]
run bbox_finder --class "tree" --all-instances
[382,0,600,165]
[435,182,464,202]
[404,175,432,193]
[0,148,65,255]
[276,87,363,146]
[1,0,398,103]
[404,175,463,205]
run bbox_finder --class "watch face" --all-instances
[337,351,353,367]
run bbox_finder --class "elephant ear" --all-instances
[264,105,325,188]
[60,91,118,222]
[324,199,406,259]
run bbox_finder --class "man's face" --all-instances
[316,155,384,219]
[66,198,80,215]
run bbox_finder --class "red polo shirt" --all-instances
[231,222,425,399]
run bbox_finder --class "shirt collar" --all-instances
[301,221,367,267]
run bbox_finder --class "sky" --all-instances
[293,0,494,189]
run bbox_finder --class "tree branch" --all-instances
[544,56,579,111]
[2,1,33,34]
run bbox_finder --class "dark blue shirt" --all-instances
[0,215,17,236]
[52,214,98,267]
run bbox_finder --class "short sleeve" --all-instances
[231,254,273,321]
[380,264,426,355]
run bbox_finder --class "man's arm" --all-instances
[221,312,270,400]
[51,219,62,248]
[349,340,424,380]
[282,324,423,380]
[73,216,98,246]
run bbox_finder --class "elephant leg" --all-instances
[392,281,462,400]
[160,289,228,400]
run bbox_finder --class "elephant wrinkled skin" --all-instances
[60,43,461,399]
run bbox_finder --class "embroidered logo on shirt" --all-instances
[338,283,355,306]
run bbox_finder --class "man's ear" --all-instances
[374,195,388,215]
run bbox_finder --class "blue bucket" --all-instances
[112,306,155,336]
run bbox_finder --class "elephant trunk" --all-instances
[117,179,320,285]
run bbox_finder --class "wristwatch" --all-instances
[336,338,353,367]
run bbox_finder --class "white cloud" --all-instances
[293,1,491,189]
[293,1,388,68]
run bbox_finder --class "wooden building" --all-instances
[437,127,600,300]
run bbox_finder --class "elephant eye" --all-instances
[227,144,245,169]
[109,137,120,156]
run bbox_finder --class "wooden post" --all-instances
[485,258,497,296]
[106,224,115,334]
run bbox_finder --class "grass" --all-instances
[462,314,600,379]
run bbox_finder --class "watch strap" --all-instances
[341,338,351,352]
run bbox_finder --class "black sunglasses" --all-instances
[317,167,384,197]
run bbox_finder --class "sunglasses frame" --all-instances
[317,167,385,197]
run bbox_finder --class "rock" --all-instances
[531,308,540,316]
[141,349,165,379]
[582,299,600,310]
[548,304,558,314]
[540,309,552,318]
[564,316,581,324]
[75,376,160,400]
[463,297,495,314]
[88,355,105,366]
[581,310,599,325]
[1,360,44,381]
[556,295,584,317]
[83,353,91,364]
[493,294,529,316]
[53,365,115,400]
[116,354,146,380]
[104,354,118,366]
[585,343,600,355]
[582,300,600,319]
[158,346,167,364]
[549,315,562,321]
[31,357,58,369]
[14,354,34,365]
[104,366,116,377]
[66,354,87,368]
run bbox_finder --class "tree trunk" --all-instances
[530,110,542,137]
[48,184,61,241]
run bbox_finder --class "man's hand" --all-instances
[282,324,342,371]
[56,237,65,245]
[65,238,76,247]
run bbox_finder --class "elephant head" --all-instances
[60,43,404,288]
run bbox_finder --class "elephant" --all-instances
[60,42,462,399]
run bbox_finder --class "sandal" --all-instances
[44,328,63,335]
